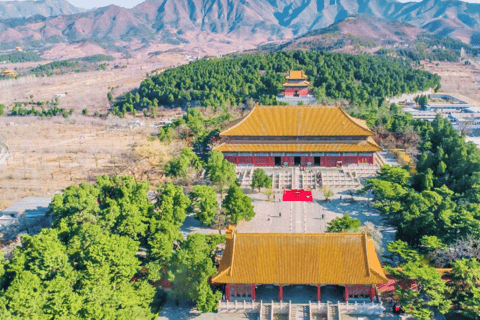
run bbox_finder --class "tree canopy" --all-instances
[387,260,451,319]
[0,176,160,319]
[165,148,203,181]
[326,214,361,233]
[364,110,480,317]
[205,151,237,196]
[188,185,219,226]
[114,51,440,111]
[168,233,225,312]
[222,184,255,224]
[0,176,227,318]
[251,168,272,192]
[450,258,480,319]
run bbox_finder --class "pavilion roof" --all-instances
[220,106,375,137]
[286,70,308,80]
[213,138,381,153]
[212,229,389,285]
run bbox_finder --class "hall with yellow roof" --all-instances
[214,105,382,167]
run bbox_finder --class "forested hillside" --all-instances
[364,114,480,319]
[114,51,440,114]
[0,176,228,318]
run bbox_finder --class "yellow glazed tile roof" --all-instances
[286,70,308,80]
[213,141,381,153]
[212,231,389,285]
[221,106,374,137]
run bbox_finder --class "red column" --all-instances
[317,285,321,301]
[226,284,231,301]
[369,286,375,303]
[344,286,348,302]
[251,284,256,300]
[279,285,283,301]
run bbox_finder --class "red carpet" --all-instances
[282,190,313,202]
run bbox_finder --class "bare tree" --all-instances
[429,237,480,268]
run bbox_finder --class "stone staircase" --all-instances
[236,164,380,191]
[237,167,254,188]
[374,152,386,166]
[293,167,303,189]
[260,303,272,320]
[327,303,339,320]
[219,300,383,320]
[289,304,310,320]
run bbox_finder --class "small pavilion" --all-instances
[212,226,389,303]
[283,70,310,96]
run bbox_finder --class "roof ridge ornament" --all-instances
[363,232,371,278]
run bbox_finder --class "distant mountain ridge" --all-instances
[0,0,479,50]
[0,0,85,19]
[276,14,425,52]
[271,14,480,61]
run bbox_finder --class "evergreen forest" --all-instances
[114,51,440,114]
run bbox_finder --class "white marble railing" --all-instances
[218,300,291,314]
[218,300,385,317]
[340,301,385,315]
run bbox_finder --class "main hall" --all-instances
[214,105,382,167]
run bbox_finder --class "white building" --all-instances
[425,94,474,113]
[448,113,480,132]
[403,108,437,122]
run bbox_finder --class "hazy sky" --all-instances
[71,0,480,10]
[67,0,144,9]
[3,0,480,10]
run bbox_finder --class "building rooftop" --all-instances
[286,70,308,80]
[214,138,381,153]
[220,106,374,137]
[466,107,480,113]
[212,229,388,285]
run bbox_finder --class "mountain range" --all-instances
[0,0,85,19]
[0,0,479,51]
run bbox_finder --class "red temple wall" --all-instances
[284,88,309,96]
[252,156,275,166]
[301,156,314,166]
[224,155,375,167]
[282,156,294,166]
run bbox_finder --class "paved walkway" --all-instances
[158,299,255,320]
[237,189,395,256]
[237,192,325,233]
[378,151,400,166]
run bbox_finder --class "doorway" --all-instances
[294,157,301,166]
[321,285,345,303]
[314,157,321,166]
[275,157,282,166]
